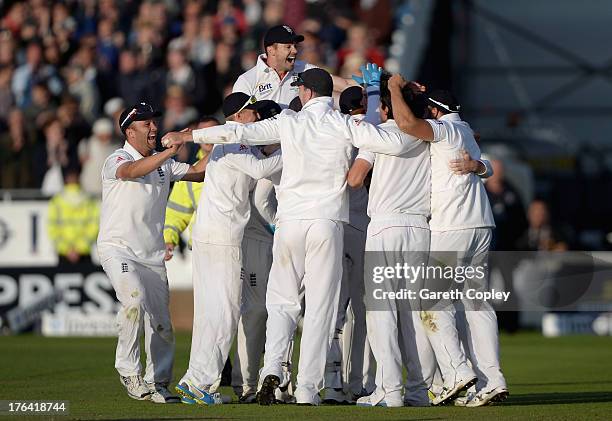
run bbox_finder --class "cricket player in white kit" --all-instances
[345,77,437,407]
[97,102,206,403]
[163,68,445,406]
[388,75,508,407]
[230,25,356,402]
[323,85,374,404]
[174,93,283,405]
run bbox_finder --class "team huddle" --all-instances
[97,24,508,408]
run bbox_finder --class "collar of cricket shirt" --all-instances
[439,112,462,123]
[122,141,148,160]
[301,96,334,111]
[257,54,297,82]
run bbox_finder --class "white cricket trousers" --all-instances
[260,219,344,394]
[181,241,242,388]
[364,221,436,405]
[324,224,370,395]
[102,257,174,384]
[425,228,506,392]
[232,236,273,396]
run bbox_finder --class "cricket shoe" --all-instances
[257,375,280,406]
[239,391,257,404]
[295,388,321,406]
[175,380,223,405]
[454,391,476,407]
[466,387,509,407]
[356,389,403,407]
[146,383,180,404]
[274,383,296,403]
[120,375,153,401]
[432,375,477,406]
[323,388,353,405]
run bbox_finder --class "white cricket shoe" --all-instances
[356,389,403,407]
[146,383,181,404]
[466,387,509,407]
[120,375,153,401]
[432,375,477,406]
[295,388,321,406]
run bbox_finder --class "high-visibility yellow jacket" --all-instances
[47,184,99,256]
[163,152,204,247]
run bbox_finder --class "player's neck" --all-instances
[264,56,288,80]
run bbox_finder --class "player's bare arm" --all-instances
[181,152,210,182]
[115,145,180,180]
[388,74,435,141]
[347,158,373,188]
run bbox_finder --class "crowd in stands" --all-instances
[0,0,392,193]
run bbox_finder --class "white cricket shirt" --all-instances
[193,96,431,224]
[356,119,430,228]
[427,113,495,231]
[192,122,283,246]
[232,54,316,108]
[97,142,190,266]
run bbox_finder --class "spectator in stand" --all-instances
[0,109,34,188]
[336,23,384,73]
[37,116,70,195]
[64,64,100,124]
[79,118,117,197]
[485,159,528,333]
[0,64,14,120]
[166,39,197,94]
[103,97,126,141]
[517,200,569,251]
[162,85,198,133]
[47,165,99,267]
[12,41,63,107]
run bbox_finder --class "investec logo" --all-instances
[258,83,273,93]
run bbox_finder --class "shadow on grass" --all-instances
[505,391,612,406]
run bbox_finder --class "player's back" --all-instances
[363,119,431,220]
[428,113,494,231]
[275,97,353,223]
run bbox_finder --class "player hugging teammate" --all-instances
[101,23,508,408]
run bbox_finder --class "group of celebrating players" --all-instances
[96,24,509,408]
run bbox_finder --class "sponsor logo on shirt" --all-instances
[249,273,257,287]
[353,118,363,126]
[157,167,165,183]
[121,262,129,273]
[239,144,249,151]
[258,83,273,93]
[116,156,125,163]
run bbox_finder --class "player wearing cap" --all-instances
[229,100,287,404]
[323,85,373,405]
[174,93,283,405]
[163,68,445,406]
[387,74,508,407]
[344,81,438,407]
[232,24,354,109]
[97,102,207,404]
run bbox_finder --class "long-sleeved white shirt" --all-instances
[427,113,495,231]
[356,119,430,225]
[243,177,277,243]
[192,122,283,245]
[192,97,426,223]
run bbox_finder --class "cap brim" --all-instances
[290,80,304,87]
[134,110,162,121]
[293,34,304,43]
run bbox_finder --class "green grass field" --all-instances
[1,332,611,420]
